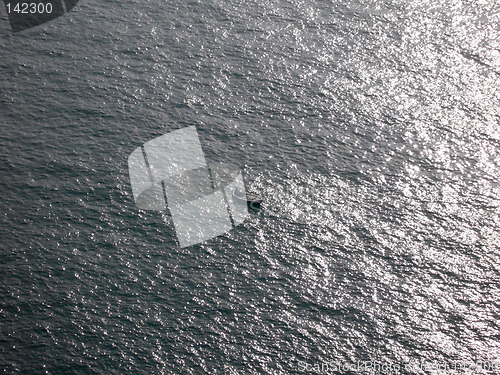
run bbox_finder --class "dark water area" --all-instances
[1,0,499,373]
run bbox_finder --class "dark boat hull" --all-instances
[233,191,262,208]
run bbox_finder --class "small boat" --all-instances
[233,190,262,208]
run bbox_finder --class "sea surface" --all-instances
[1,0,499,374]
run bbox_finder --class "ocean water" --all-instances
[1,0,499,373]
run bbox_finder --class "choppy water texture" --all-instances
[1,0,499,374]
